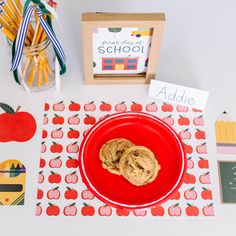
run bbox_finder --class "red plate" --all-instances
[79,112,186,209]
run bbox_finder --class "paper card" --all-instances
[148,80,209,111]
[0,159,26,206]
[218,161,236,203]
[215,111,236,154]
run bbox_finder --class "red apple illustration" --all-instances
[49,156,62,168]
[98,205,112,216]
[69,101,81,111]
[68,114,80,125]
[47,187,61,200]
[64,187,78,200]
[65,171,79,184]
[36,203,42,216]
[162,115,174,126]
[133,209,147,217]
[202,203,214,216]
[43,114,48,125]
[66,156,79,168]
[37,188,44,199]
[192,108,202,112]
[131,102,142,112]
[100,101,112,111]
[193,115,204,126]
[169,190,181,200]
[161,103,173,112]
[176,105,188,112]
[184,187,197,200]
[151,205,165,216]
[46,203,60,216]
[178,115,190,126]
[184,144,193,154]
[179,128,191,140]
[146,102,158,112]
[195,129,206,139]
[116,208,130,216]
[44,103,49,111]
[48,171,62,183]
[115,102,127,112]
[183,173,196,184]
[52,114,64,125]
[0,103,37,142]
[81,189,94,200]
[185,204,199,216]
[39,158,46,168]
[84,114,96,125]
[51,128,64,139]
[53,101,65,111]
[38,171,44,183]
[168,203,182,216]
[199,172,211,184]
[63,203,77,216]
[201,187,212,200]
[84,101,96,112]
[67,128,80,139]
[66,142,79,153]
[42,130,48,139]
[81,203,95,216]
[187,157,194,169]
[50,142,63,153]
[196,142,207,154]
[41,141,47,153]
[198,157,209,169]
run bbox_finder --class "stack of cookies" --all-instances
[99,138,161,186]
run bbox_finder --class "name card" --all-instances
[148,80,209,110]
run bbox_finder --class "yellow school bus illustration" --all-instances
[0,160,26,206]
[131,28,153,37]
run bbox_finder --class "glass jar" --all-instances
[8,38,56,92]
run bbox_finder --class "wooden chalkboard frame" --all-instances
[218,160,236,204]
[81,12,165,84]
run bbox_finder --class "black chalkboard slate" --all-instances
[218,161,236,203]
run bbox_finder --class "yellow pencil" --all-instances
[27,62,37,87]
[0,23,15,41]
[0,14,15,34]
[42,63,48,84]
[6,0,21,22]
[37,59,43,87]
[13,0,22,13]
[0,8,18,29]
[0,1,20,25]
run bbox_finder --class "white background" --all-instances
[0,0,236,235]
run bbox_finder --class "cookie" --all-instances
[99,138,134,175]
[119,146,160,186]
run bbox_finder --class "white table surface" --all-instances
[0,0,236,235]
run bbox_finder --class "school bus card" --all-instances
[82,13,165,84]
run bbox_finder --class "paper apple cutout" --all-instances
[195,129,206,139]
[98,205,112,216]
[53,101,65,111]
[187,157,194,169]
[176,105,188,112]
[146,102,158,112]
[68,114,80,125]
[133,209,147,216]
[49,156,62,168]
[199,172,211,184]
[43,114,48,125]
[36,203,42,216]
[84,101,96,112]
[184,187,197,200]
[52,114,64,125]
[51,128,64,139]
[179,128,191,140]
[178,115,190,126]
[131,102,142,112]
[193,115,204,126]
[63,203,77,216]
[39,158,46,168]
[161,103,173,112]
[67,128,80,139]
[0,103,36,142]
[201,188,212,200]
[64,187,78,200]
[100,101,112,112]
[69,101,81,111]
[41,141,47,153]
[202,203,214,216]
[198,157,209,169]
[50,142,63,153]
[66,156,79,168]
[162,115,174,126]
[65,172,78,184]
[184,144,193,154]
[196,143,207,154]
[44,103,49,111]
[115,102,127,112]
[81,189,94,200]
[116,208,130,216]
[48,171,61,183]
[42,130,48,139]
[37,188,44,199]
[169,190,181,200]
[38,171,44,183]
[66,142,79,153]
[46,203,60,216]
[185,204,199,216]
[84,114,96,125]
[183,173,196,184]
[151,205,165,216]
[81,203,95,216]
[47,187,61,200]
[168,203,182,216]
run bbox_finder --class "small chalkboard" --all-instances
[218,161,236,203]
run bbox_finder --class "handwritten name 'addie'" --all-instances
[155,87,195,106]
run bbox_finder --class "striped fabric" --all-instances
[11,5,66,72]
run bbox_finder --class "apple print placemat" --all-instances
[35,100,215,218]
